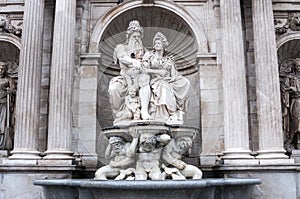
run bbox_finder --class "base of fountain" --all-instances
[34,178,261,199]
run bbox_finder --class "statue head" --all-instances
[139,133,158,152]
[0,62,7,77]
[0,15,8,29]
[126,20,143,40]
[109,136,125,153]
[126,20,143,51]
[153,32,169,50]
[127,85,138,98]
[294,58,300,73]
[176,136,192,152]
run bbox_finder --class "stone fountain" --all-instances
[34,20,261,199]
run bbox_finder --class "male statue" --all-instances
[108,20,153,121]
[94,135,138,180]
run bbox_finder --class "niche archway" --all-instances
[0,34,20,151]
[277,36,300,153]
[94,3,204,128]
[0,35,20,63]
[92,1,206,165]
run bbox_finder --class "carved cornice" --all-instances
[275,12,300,35]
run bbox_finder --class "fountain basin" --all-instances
[34,178,261,199]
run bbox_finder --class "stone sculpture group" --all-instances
[95,20,202,180]
[108,20,190,124]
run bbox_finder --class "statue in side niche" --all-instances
[0,61,17,151]
[94,133,139,180]
[162,136,202,179]
[280,58,300,152]
[142,32,190,122]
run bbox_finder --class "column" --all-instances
[220,0,253,162]
[9,0,45,159]
[252,0,288,159]
[44,0,76,160]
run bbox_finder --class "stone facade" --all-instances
[0,0,300,198]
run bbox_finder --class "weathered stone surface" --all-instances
[221,166,298,199]
[0,171,72,199]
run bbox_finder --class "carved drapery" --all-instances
[279,58,300,152]
[0,61,18,151]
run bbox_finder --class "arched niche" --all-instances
[0,34,21,62]
[89,0,208,76]
[89,0,208,56]
[91,2,204,165]
[0,34,20,151]
[277,34,300,152]
[277,34,300,64]
[93,1,203,128]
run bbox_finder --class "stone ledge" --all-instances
[0,164,82,172]
[209,164,300,172]
[34,178,261,189]
[34,178,261,199]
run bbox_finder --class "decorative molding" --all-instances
[0,14,22,38]
[275,12,300,35]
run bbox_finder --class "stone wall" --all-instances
[38,0,55,153]
[242,0,259,152]
[1,0,300,198]
[199,57,224,165]
[0,170,73,199]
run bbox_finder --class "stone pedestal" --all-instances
[10,0,45,160]
[96,122,200,180]
[290,150,300,163]
[220,0,254,163]
[44,0,76,161]
[252,0,289,160]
